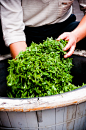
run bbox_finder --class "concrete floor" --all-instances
[73,0,84,21]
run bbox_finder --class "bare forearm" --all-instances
[71,15,86,43]
[9,41,27,59]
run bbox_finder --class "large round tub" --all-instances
[0,51,86,130]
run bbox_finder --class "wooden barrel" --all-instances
[0,51,86,130]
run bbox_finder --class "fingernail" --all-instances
[64,55,67,58]
[57,38,60,41]
[63,48,66,51]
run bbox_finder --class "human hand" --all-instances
[57,32,77,58]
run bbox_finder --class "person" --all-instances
[57,14,86,86]
[57,15,86,58]
[0,0,81,59]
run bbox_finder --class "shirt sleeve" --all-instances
[1,0,26,47]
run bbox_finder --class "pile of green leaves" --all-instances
[7,38,80,98]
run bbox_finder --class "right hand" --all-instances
[57,32,77,58]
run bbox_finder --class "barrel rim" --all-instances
[0,85,86,112]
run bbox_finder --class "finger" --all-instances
[63,39,75,51]
[63,41,71,51]
[57,33,69,41]
[64,45,75,58]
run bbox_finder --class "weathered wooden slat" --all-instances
[74,102,86,130]
[56,124,63,130]
[80,116,86,130]
[0,118,2,126]
[63,105,76,130]
[83,116,86,130]
[26,111,38,130]
[0,111,12,127]
[56,107,64,130]
[64,105,76,122]
[63,121,74,130]
[38,109,55,130]
[7,112,28,128]
[74,118,81,130]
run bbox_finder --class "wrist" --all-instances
[9,41,27,59]
[71,30,79,43]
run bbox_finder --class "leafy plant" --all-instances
[7,38,80,98]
